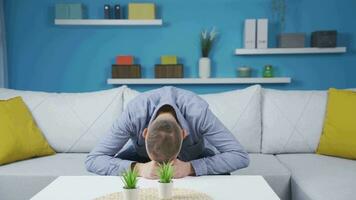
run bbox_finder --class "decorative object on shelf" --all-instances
[104,5,111,19]
[199,27,218,78]
[311,30,337,48]
[257,19,268,49]
[237,67,252,77]
[160,55,177,65]
[157,163,174,199]
[112,64,141,78]
[278,33,305,48]
[244,19,256,49]
[55,3,86,19]
[155,55,183,78]
[155,64,183,78]
[114,5,122,19]
[199,58,211,78]
[121,169,139,200]
[128,3,156,19]
[263,65,274,78]
[116,55,134,65]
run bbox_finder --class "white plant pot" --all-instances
[123,188,139,200]
[199,57,211,78]
[158,182,173,199]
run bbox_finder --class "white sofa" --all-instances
[0,85,355,200]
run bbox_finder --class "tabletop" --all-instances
[30,175,280,200]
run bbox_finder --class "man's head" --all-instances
[143,105,187,163]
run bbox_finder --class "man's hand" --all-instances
[135,161,159,179]
[172,159,195,178]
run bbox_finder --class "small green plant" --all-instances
[121,169,138,189]
[157,162,174,183]
[200,27,218,57]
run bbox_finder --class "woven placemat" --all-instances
[95,188,213,200]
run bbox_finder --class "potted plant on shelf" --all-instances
[199,27,218,78]
[157,162,174,199]
[121,169,139,200]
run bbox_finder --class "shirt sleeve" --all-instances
[190,107,250,176]
[85,108,134,176]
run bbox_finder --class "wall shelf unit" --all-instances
[107,77,291,85]
[54,19,163,26]
[235,47,346,55]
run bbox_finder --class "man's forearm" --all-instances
[190,151,249,176]
[85,154,134,176]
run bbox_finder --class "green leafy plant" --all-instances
[157,162,174,183]
[200,27,218,58]
[121,169,138,189]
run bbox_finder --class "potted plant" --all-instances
[157,162,174,199]
[121,169,139,200]
[199,27,218,78]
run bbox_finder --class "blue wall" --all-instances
[4,0,356,93]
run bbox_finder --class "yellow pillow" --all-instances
[0,97,55,165]
[317,88,356,159]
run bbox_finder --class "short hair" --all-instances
[147,119,182,163]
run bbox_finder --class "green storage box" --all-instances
[55,3,86,19]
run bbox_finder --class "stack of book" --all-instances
[155,56,183,78]
[112,56,141,78]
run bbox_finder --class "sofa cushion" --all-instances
[232,154,291,200]
[262,89,327,154]
[317,88,356,159]
[0,87,126,153]
[0,97,55,165]
[276,154,356,200]
[123,87,140,110]
[0,153,92,176]
[123,85,262,153]
[0,153,93,200]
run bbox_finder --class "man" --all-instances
[85,86,249,178]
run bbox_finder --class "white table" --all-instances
[31,175,280,200]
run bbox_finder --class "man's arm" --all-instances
[85,109,134,176]
[190,107,250,176]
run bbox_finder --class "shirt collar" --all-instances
[149,102,190,135]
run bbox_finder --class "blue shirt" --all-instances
[85,86,249,176]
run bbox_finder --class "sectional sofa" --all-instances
[0,85,355,200]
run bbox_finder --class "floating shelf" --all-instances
[107,77,291,85]
[235,47,347,55]
[54,19,163,26]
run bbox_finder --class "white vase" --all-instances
[158,182,173,199]
[199,57,211,78]
[123,188,139,200]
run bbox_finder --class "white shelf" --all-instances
[235,47,346,55]
[107,77,291,85]
[55,19,163,26]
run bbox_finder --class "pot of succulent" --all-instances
[121,169,139,200]
[157,162,174,199]
[199,27,218,78]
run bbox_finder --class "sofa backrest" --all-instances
[261,89,327,154]
[123,85,262,153]
[1,86,335,154]
[0,87,126,153]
